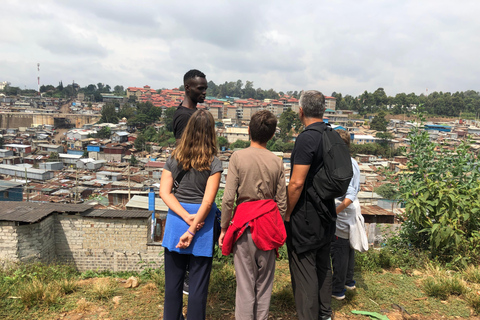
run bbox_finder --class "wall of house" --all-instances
[17,215,56,262]
[0,216,56,264]
[0,221,19,263]
[54,214,163,272]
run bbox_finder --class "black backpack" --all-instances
[305,124,353,223]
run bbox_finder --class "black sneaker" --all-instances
[183,272,189,295]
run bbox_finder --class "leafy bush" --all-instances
[355,244,429,273]
[398,118,480,266]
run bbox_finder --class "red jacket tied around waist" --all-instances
[221,199,286,256]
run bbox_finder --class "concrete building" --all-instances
[224,127,249,143]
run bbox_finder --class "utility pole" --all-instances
[75,168,78,203]
[127,165,131,202]
[25,168,29,202]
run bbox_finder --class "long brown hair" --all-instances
[172,109,218,171]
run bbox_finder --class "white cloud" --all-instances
[1,0,479,96]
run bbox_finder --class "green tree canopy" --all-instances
[370,111,388,131]
[278,108,296,141]
[230,139,250,149]
[96,126,112,139]
[99,104,118,124]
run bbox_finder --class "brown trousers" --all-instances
[233,229,276,320]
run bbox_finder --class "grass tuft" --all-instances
[88,279,117,301]
[58,279,78,295]
[422,276,466,300]
[465,291,480,315]
[17,280,62,307]
[463,265,480,284]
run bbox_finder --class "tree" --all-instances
[49,152,59,161]
[96,126,111,139]
[114,85,124,95]
[218,136,229,149]
[230,139,250,149]
[134,133,146,150]
[278,108,296,141]
[99,104,118,123]
[0,136,4,148]
[370,111,388,131]
[374,183,398,200]
[129,155,138,166]
[164,107,176,132]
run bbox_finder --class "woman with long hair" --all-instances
[160,109,222,320]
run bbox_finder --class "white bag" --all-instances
[348,199,369,252]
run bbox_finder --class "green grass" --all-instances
[0,258,479,319]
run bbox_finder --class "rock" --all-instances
[112,296,122,305]
[124,276,139,288]
[412,270,423,276]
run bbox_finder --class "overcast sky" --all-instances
[1,0,479,97]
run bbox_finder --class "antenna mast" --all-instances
[37,63,40,94]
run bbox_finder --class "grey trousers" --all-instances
[233,228,276,320]
[287,240,332,320]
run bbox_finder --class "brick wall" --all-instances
[54,214,163,272]
[0,221,19,262]
[0,216,56,263]
[17,215,56,262]
[0,214,164,272]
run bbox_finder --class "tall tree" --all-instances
[99,104,118,124]
[370,110,388,131]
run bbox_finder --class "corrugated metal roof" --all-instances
[0,202,93,223]
[126,195,169,213]
[82,209,152,219]
[361,205,395,216]
[0,180,23,191]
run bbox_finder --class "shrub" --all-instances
[398,116,480,266]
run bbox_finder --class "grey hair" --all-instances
[299,90,325,119]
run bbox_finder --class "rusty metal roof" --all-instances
[0,202,93,223]
[361,205,395,216]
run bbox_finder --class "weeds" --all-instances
[463,265,480,283]
[422,276,466,300]
[89,279,117,301]
[16,280,62,308]
[466,292,480,314]
[58,279,78,295]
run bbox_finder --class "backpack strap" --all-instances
[173,169,188,193]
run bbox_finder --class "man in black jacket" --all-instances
[285,90,336,320]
